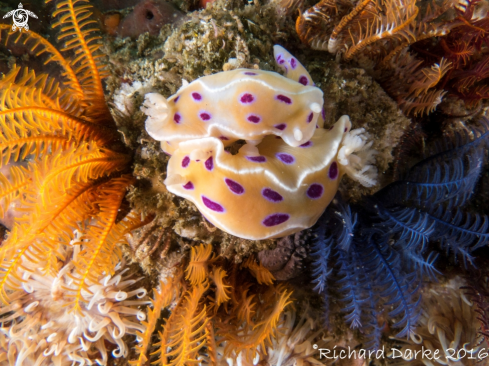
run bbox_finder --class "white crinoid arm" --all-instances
[141,93,170,141]
[337,128,378,187]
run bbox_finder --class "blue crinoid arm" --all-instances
[308,118,489,344]
[378,117,489,210]
[311,195,357,294]
[371,117,489,267]
[336,248,365,329]
[371,203,440,279]
[311,212,334,294]
[428,206,489,266]
[359,231,421,338]
[350,241,383,350]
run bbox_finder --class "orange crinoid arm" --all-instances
[50,0,112,123]
[0,0,136,310]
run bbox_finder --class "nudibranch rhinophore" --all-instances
[143,45,377,240]
[164,116,376,240]
[143,46,324,155]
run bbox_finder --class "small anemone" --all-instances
[390,277,483,365]
[264,307,329,366]
[0,243,150,366]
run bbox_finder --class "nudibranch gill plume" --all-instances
[143,46,377,240]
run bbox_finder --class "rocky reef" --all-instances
[0,0,488,364]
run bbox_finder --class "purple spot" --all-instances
[246,156,267,163]
[262,188,283,202]
[279,59,285,65]
[290,58,297,69]
[300,141,312,148]
[247,114,261,124]
[328,125,334,130]
[174,113,181,124]
[307,112,314,123]
[321,108,326,120]
[329,162,339,180]
[276,95,292,104]
[316,125,319,128]
[225,178,244,195]
[174,96,180,103]
[263,213,289,227]
[240,93,255,104]
[192,92,202,101]
[183,181,194,190]
[299,75,308,85]
[274,123,286,130]
[307,184,323,199]
[244,71,257,76]
[202,196,224,212]
[205,156,213,171]
[275,136,281,139]
[219,136,229,140]
[276,153,295,165]
[200,112,211,121]
[182,156,190,168]
[276,54,282,62]
[344,127,349,132]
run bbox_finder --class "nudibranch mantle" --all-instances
[143,50,323,155]
[143,45,377,240]
[165,116,376,240]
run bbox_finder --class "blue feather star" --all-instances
[310,117,489,349]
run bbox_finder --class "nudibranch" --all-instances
[143,46,324,155]
[143,45,377,240]
[164,116,377,240]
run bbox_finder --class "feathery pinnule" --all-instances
[0,0,135,311]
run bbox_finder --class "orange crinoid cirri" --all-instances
[0,0,152,362]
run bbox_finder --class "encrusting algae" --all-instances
[0,0,489,365]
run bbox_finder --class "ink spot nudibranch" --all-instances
[145,46,378,240]
[205,156,214,171]
[246,156,267,163]
[182,156,190,168]
[142,45,324,155]
[163,114,376,240]
[247,114,261,124]
[274,124,286,130]
[328,162,339,180]
[276,94,292,104]
[276,153,295,164]
[307,112,314,123]
[240,93,255,104]
[299,75,309,85]
[300,141,312,147]
[307,184,323,199]
[174,113,181,124]
[200,112,211,121]
[192,92,202,101]
[225,178,245,195]
[263,213,290,227]
[202,196,225,212]
[262,188,283,202]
